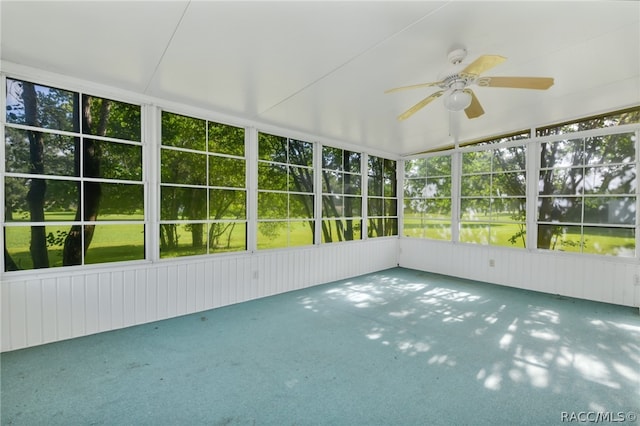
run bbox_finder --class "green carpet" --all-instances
[1,267,639,425]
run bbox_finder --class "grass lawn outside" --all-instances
[403,213,635,256]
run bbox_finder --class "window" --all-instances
[537,132,636,256]
[403,155,452,240]
[321,146,362,242]
[367,155,397,237]
[160,112,246,258]
[257,133,314,249]
[460,145,527,247]
[4,78,144,271]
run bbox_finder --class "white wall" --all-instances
[399,238,640,308]
[1,238,398,352]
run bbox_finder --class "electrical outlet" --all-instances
[634,274,640,285]
[489,259,495,267]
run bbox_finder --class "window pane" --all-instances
[257,221,287,249]
[584,197,635,225]
[82,95,141,141]
[425,177,451,197]
[386,218,398,236]
[97,183,144,220]
[322,195,343,218]
[539,168,584,196]
[404,178,426,198]
[322,147,342,170]
[583,165,636,194]
[461,174,491,196]
[5,177,77,222]
[160,149,206,185]
[537,197,582,223]
[425,198,452,218]
[257,192,288,219]
[290,194,314,219]
[490,222,527,248]
[210,189,246,220]
[344,174,361,195]
[84,224,144,264]
[492,198,526,222]
[258,163,287,191]
[462,151,492,173]
[289,166,313,193]
[288,140,313,166]
[345,151,361,173]
[460,198,491,221]
[159,223,207,258]
[344,196,362,217]
[322,219,361,242]
[209,156,245,188]
[383,160,397,197]
[541,139,584,168]
[91,140,142,180]
[161,112,206,151]
[537,225,582,252]
[209,222,246,253]
[258,133,287,162]
[460,222,490,244]
[582,226,635,257]
[384,198,397,216]
[5,128,76,176]
[493,171,525,197]
[368,155,383,177]
[368,198,383,216]
[368,173,382,197]
[288,221,314,247]
[493,146,526,172]
[160,187,207,220]
[585,134,635,165]
[208,122,244,156]
[322,170,342,193]
[6,78,78,132]
[425,222,451,241]
[427,156,451,176]
[405,158,426,178]
[4,225,70,270]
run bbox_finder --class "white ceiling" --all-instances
[1,1,639,156]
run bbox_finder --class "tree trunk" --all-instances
[537,142,556,249]
[63,96,107,265]
[23,82,49,268]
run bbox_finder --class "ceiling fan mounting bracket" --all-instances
[447,48,467,65]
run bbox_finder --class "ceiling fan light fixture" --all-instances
[444,89,472,111]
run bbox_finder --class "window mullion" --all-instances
[313,142,322,245]
[246,127,258,252]
[527,139,539,251]
[451,151,461,243]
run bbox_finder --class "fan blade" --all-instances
[397,91,444,121]
[461,55,506,76]
[385,81,441,94]
[464,89,484,119]
[482,76,554,90]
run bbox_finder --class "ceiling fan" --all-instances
[386,48,554,121]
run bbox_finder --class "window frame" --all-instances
[535,125,638,257]
[2,76,147,271]
[158,109,248,259]
[403,153,453,241]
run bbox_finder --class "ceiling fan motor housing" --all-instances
[438,48,475,89]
